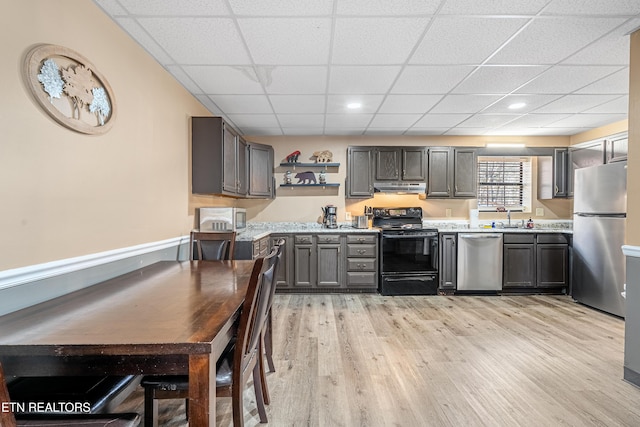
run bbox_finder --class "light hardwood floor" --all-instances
[118,294,640,426]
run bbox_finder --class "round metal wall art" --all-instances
[24,44,116,135]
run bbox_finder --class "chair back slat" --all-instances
[189,231,236,261]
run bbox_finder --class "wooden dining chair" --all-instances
[0,362,141,427]
[141,247,278,427]
[189,231,236,261]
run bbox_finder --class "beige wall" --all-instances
[235,135,573,224]
[0,0,209,270]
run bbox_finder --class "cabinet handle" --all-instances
[357,238,365,242]
[357,249,366,254]
[555,185,559,194]
[447,186,450,195]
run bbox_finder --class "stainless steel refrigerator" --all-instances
[572,161,627,318]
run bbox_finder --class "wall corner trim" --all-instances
[0,236,189,290]
[622,245,640,258]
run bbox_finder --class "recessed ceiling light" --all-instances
[508,102,526,110]
[346,102,362,110]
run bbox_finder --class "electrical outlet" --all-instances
[536,208,544,217]
[445,208,452,218]
[345,212,352,221]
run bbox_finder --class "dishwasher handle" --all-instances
[459,233,502,239]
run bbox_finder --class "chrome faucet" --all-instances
[507,209,511,227]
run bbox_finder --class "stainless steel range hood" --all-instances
[373,182,427,194]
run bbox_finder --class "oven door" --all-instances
[380,273,438,296]
[380,233,438,274]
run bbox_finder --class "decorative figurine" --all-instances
[286,150,301,163]
[318,170,326,184]
[312,150,333,163]
[295,171,317,184]
[284,170,292,184]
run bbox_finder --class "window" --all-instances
[477,156,532,211]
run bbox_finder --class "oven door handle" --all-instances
[384,276,435,282]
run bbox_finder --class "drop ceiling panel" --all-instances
[410,17,528,65]
[283,128,325,136]
[368,114,423,128]
[116,0,230,15]
[260,66,328,94]
[137,17,251,64]
[532,94,621,113]
[228,0,333,16]
[502,114,572,127]
[458,114,519,128]
[332,18,430,64]
[542,0,640,15]
[336,0,441,15]
[269,95,326,114]
[277,114,325,128]
[413,114,472,128]
[226,114,280,128]
[547,113,627,128]
[575,68,629,94]
[115,18,174,64]
[516,65,624,94]
[405,128,450,135]
[238,18,332,65]
[488,17,627,65]
[429,95,503,114]
[325,114,374,128]
[378,95,443,114]
[183,66,263,94]
[326,95,385,114]
[453,66,547,94]
[562,35,630,65]
[481,94,563,113]
[391,66,474,94]
[583,96,629,114]
[438,0,548,15]
[209,95,273,114]
[329,66,400,94]
[238,127,283,136]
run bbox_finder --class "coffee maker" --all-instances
[321,205,338,229]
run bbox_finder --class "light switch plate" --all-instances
[445,208,452,217]
[536,208,544,216]
[345,212,352,221]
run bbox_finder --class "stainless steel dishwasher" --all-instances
[457,233,503,291]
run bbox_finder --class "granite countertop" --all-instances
[235,220,572,241]
[236,222,379,241]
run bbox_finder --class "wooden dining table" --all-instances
[0,260,256,426]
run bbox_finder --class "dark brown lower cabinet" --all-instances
[503,233,568,291]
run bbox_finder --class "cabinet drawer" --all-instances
[295,235,313,244]
[347,244,376,257]
[536,234,568,244]
[252,241,261,257]
[503,233,534,244]
[259,237,269,252]
[347,258,376,271]
[316,234,340,244]
[346,272,377,287]
[346,234,377,244]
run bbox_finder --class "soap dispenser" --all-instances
[526,218,534,229]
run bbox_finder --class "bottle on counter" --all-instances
[527,218,534,229]
[491,221,495,228]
